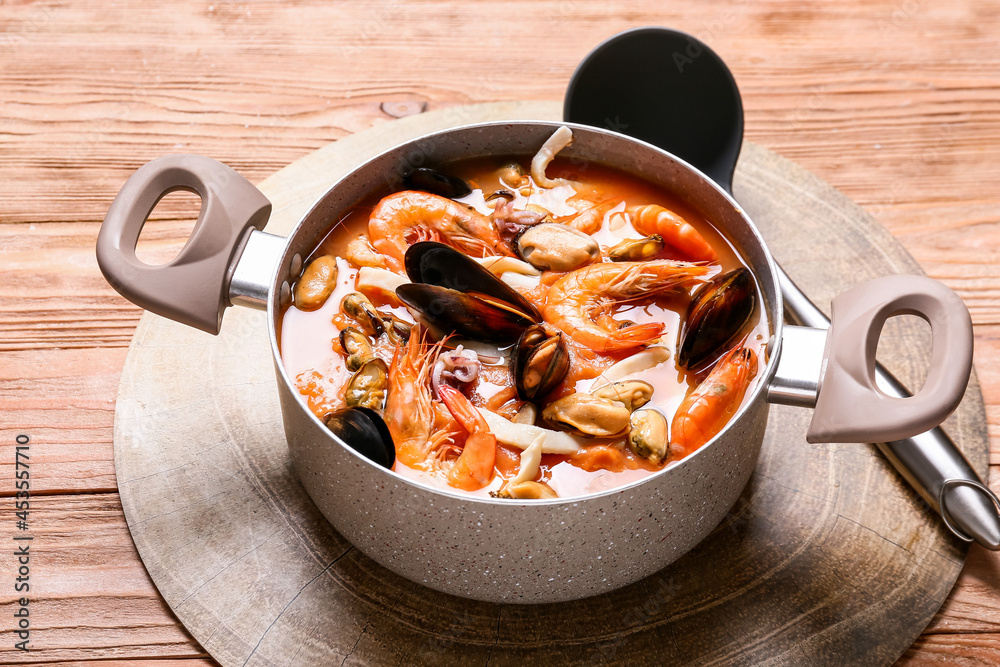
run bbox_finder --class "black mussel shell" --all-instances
[322,407,395,468]
[403,167,472,199]
[511,323,570,401]
[678,268,756,371]
[404,241,542,322]
[396,283,537,344]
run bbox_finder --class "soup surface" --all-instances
[280,134,768,499]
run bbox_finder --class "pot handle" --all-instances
[96,154,272,335]
[805,274,973,443]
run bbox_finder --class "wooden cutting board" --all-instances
[113,101,988,666]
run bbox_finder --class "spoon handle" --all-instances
[777,265,1000,549]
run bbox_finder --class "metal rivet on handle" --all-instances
[280,281,291,308]
[290,253,302,279]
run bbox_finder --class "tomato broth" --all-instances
[280,154,769,499]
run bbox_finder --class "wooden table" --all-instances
[2,1,999,664]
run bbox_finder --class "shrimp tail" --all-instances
[438,384,497,491]
[628,204,717,261]
[594,322,665,353]
[567,199,619,234]
[437,384,485,433]
[670,347,757,456]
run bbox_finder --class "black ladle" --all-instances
[564,26,1000,549]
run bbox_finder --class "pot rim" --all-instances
[266,119,784,506]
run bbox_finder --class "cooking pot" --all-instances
[96,121,973,603]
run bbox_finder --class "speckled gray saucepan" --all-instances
[96,121,973,603]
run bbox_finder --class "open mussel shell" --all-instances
[678,267,756,371]
[322,407,395,469]
[404,241,542,322]
[396,283,536,344]
[512,323,569,401]
[403,167,472,199]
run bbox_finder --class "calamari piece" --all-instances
[356,267,409,304]
[478,408,584,454]
[531,125,573,189]
[593,347,672,386]
[473,256,541,277]
[501,272,541,291]
[512,433,545,484]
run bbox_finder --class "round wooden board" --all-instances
[114,101,989,667]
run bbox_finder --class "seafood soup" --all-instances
[280,127,768,500]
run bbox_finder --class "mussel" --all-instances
[322,407,395,468]
[485,188,516,203]
[628,409,669,465]
[379,311,413,344]
[294,254,339,310]
[494,480,558,499]
[590,380,654,412]
[513,402,537,425]
[516,223,599,272]
[511,323,569,402]
[677,268,756,371]
[497,161,526,186]
[340,327,375,372]
[403,167,472,199]
[341,292,385,338]
[542,393,631,438]
[396,242,542,344]
[607,235,665,262]
[344,358,389,411]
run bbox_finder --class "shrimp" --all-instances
[437,384,497,491]
[670,346,757,457]
[384,329,455,468]
[566,199,618,234]
[543,260,709,353]
[628,204,717,261]
[368,190,510,272]
[344,233,389,269]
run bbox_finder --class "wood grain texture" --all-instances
[0,494,207,663]
[0,0,999,664]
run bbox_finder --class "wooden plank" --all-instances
[0,494,206,664]
[898,634,1000,665]
[0,347,124,493]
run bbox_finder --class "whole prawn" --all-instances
[628,204,717,261]
[368,190,511,272]
[437,384,497,491]
[670,346,758,456]
[543,260,709,353]
[384,329,457,468]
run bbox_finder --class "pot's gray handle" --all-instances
[805,274,973,443]
[96,154,272,334]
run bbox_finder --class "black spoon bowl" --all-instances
[566,26,743,193]
[564,26,1000,549]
